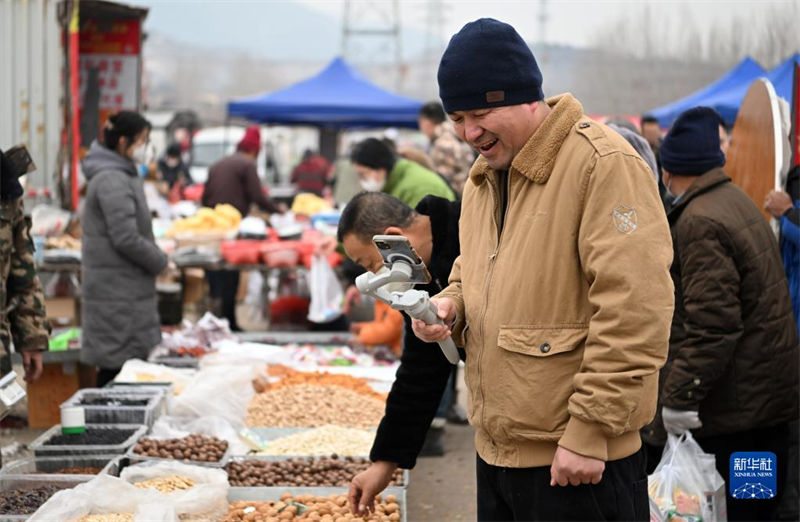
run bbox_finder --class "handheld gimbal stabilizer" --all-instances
[354,237,460,364]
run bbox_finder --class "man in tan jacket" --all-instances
[412,19,674,521]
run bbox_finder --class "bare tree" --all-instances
[592,1,799,68]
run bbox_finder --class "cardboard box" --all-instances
[27,362,95,429]
[183,268,206,304]
[45,297,79,327]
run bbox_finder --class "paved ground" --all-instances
[408,423,477,521]
[408,366,477,521]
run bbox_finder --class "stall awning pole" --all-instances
[68,0,80,211]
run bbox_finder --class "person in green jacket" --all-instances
[350,138,456,206]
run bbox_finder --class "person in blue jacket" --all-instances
[766,164,800,334]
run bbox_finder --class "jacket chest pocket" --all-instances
[497,325,587,357]
[491,325,588,436]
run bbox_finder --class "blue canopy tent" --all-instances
[766,53,800,102]
[227,57,423,128]
[649,57,766,128]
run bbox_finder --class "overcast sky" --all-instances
[132,0,795,61]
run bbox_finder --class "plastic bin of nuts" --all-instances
[0,475,90,520]
[127,434,231,468]
[29,424,148,457]
[61,388,165,427]
[225,456,409,489]
[0,455,120,481]
[246,426,378,458]
[226,489,406,522]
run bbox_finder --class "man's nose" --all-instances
[464,121,484,144]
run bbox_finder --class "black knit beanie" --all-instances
[437,18,544,113]
[660,107,726,176]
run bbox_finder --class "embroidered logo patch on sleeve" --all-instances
[612,205,638,234]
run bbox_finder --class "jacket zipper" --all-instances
[477,172,511,453]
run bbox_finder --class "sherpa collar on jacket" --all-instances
[469,93,584,186]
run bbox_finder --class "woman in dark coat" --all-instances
[80,112,168,387]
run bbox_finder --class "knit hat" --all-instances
[237,125,261,155]
[437,18,544,113]
[660,107,725,176]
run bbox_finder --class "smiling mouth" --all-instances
[477,139,498,153]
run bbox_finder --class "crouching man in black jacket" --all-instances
[337,192,463,515]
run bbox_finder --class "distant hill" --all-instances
[143,33,728,124]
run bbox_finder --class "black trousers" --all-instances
[476,448,649,521]
[96,367,120,388]
[206,269,240,331]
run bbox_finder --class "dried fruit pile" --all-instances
[52,466,103,474]
[253,368,385,401]
[225,492,401,522]
[78,514,134,522]
[133,475,196,493]
[133,434,228,463]
[226,456,403,487]
[254,426,376,457]
[0,485,63,514]
[245,385,384,429]
[79,397,150,407]
[44,428,137,446]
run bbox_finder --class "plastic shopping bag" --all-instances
[120,460,229,522]
[648,432,727,521]
[307,253,344,323]
[169,363,258,427]
[29,474,177,522]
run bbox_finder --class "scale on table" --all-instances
[356,235,460,364]
[0,371,26,421]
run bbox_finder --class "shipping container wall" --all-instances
[0,0,63,191]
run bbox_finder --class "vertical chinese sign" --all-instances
[79,17,142,139]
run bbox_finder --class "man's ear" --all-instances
[382,226,404,236]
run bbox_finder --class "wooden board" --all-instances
[725,79,782,220]
[27,362,95,429]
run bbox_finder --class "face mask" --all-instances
[658,172,675,208]
[131,143,147,165]
[375,266,415,293]
[360,177,386,192]
[166,158,180,168]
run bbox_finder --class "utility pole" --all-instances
[424,0,446,61]
[538,0,549,64]
[342,0,404,90]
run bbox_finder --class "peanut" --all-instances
[245,385,384,429]
[133,475,196,493]
[255,425,376,457]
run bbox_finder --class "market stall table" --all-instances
[236,331,353,345]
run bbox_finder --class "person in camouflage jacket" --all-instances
[1,147,49,382]
[418,101,475,196]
